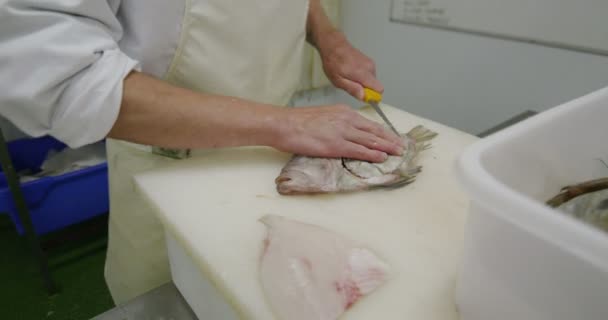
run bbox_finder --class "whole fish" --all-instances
[259,215,389,320]
[275,125,437,195]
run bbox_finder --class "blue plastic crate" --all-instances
[0,136,109,235]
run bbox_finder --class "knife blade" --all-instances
[363,88,400,135]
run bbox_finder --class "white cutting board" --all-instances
[134,104,478,319]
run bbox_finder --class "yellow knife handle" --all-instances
[363,88,383,103]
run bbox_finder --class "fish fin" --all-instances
[417,142,433,151]
[399,165,422,177]
[406,125,438,142]
[367,175,417,190]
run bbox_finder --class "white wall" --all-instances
[335,0,608,135]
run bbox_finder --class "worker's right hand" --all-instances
[273,104,404,163]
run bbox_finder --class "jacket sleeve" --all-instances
[0,0,140,148]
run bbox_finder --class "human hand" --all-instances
[273,104,404,163]
[317,31,383,101]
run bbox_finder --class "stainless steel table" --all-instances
[91,282,198,320]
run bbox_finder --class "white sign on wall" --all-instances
[390,0,608,56]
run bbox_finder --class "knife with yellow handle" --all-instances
[363,88,400,135]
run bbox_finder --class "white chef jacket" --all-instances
[0,0,185,148]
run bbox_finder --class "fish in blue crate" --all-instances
[0,136,109,235]
[19,142,106,182]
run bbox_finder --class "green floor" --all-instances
[0,214,114,320]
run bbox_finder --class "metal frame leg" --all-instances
[0,130,57,294]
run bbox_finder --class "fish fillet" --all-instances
[259,215,389,320]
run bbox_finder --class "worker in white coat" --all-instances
[0,0,404,305]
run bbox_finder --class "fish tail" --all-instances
[402,165,422,177]
[406,125,438,142]
[370,176,416,190]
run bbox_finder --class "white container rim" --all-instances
[455,86,608,271]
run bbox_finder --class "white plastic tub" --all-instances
[455,86,608,320]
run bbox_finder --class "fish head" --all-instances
[276,156,342,195]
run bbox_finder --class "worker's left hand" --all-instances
[317,31,384,101]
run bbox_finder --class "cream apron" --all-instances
[105,0,309,305]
